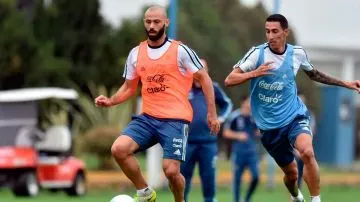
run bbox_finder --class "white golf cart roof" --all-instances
[0,88,78,102]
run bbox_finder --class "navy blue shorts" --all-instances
[260,115,312,167]
[122,114,189,161]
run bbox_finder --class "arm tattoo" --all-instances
[304,69,347,87]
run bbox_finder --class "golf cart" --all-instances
[0,87,86,197]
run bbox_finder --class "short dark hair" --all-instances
[266,14,288,29]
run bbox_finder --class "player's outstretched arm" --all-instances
[95,78,139,107]
[224,62,274,87]
[304,69,360,93]
[194,68,220,134]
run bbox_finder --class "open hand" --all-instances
[253,61,275,77]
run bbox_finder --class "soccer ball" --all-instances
[110,194,134,202]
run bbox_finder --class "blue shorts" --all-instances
[122,114,189,161]
[260,115,312,167]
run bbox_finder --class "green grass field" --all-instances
[1,184,360,202]
[2,155,359,201]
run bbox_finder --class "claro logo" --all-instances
[147,84,169,94]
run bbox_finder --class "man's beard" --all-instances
[146,25,166,42]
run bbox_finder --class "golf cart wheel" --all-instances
[65,172,86,196]
[12,171,39,197]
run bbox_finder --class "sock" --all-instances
[291,190,304,201]
[310,195,321,202]
[136,186,153,197]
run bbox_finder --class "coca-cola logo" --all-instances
[146,74,170,94]
[147,74,168,83]
[258,80,284,91]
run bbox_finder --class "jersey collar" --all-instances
[148,37,169,49]
[269,44,287,55]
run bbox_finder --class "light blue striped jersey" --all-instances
[244,43,310,130]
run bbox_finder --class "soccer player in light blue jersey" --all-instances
[224,14,360,202]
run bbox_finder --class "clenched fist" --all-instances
[94,95,112,107]
[207,114,220,135]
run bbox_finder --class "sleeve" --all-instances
[213,83,233,123]
[122,47,139,80]
[233,47,260,72]
[178,44,203,73]
[296,47,314,71]
[310,111,316,131]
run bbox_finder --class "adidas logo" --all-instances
[173,149,181,156]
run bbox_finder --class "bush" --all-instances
[71,83,135,170]
[81,125,120,170]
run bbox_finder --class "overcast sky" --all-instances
[99,0,168,27]
[99,0,360,49]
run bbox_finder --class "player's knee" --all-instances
[285,174,298,182]
[163,161,181,180]
[300,147,315,163]
[285,172,298,182]
[164,166,179,179]
[284,166,298,181]
[111,141,129,160]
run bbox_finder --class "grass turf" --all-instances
[1,184,360,202]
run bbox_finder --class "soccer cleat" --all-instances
[133,190,157,202]
[290,198,305,202]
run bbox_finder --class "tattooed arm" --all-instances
[304,69,360,93]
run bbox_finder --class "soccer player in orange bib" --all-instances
[95,5,220,202]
